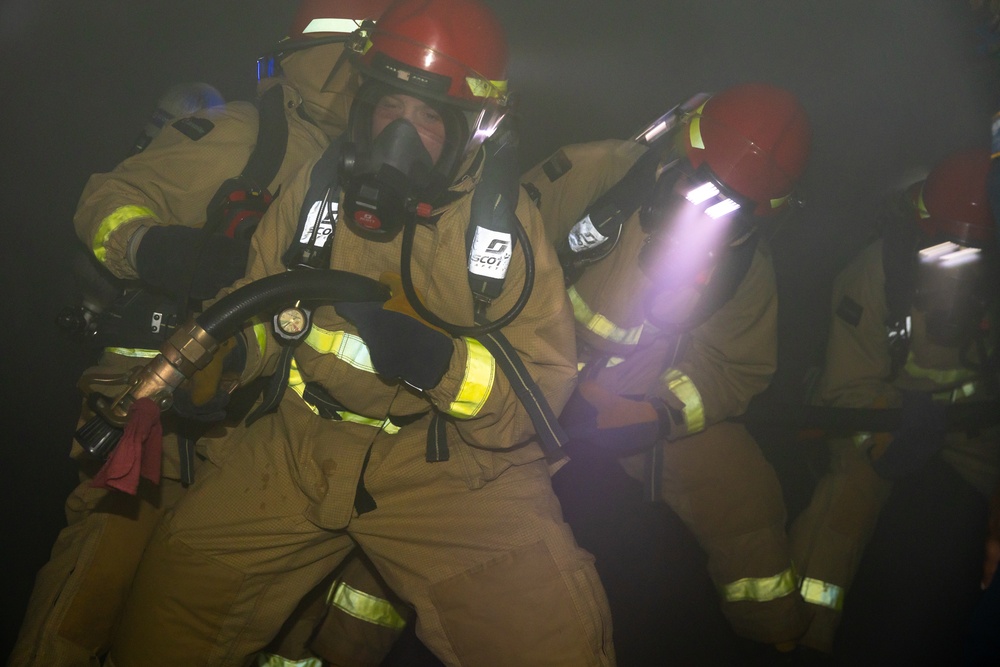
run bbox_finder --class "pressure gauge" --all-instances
[274,305,311,343]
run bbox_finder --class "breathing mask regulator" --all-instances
[339,110,442,238]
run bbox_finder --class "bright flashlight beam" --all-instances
[938,247,981,266]
[918,241,961,259]
[705,198,741,219]
[685,182,720,205]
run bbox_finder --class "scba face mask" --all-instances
[342,116,439,240]
[341,81,469,240]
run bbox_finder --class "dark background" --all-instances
[2,0,998,663]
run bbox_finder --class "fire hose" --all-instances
[75,270,389,457]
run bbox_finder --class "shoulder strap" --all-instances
[204,84,290,236]
[241,84,290,192]
[466,128,522,323]
[555,146,661,285]
[282,140,344,270]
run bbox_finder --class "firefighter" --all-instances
[523,83,815,654]
[788,148,1000,653]
[8,3,394,666]
[102,0,614,665]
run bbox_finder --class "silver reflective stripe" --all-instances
[255,654,323,667]
[800,577,845,611]
[305,325,375,373]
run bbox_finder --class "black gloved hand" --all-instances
[871,391,948,480]
[558,381,666,456]
[336,300,453,390]
[135,226,250,300]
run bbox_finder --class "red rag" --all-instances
[91,397,163,494]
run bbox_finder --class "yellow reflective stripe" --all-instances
[568,286,644,346]
[305,325,376,373]
[662,368,705,434]
[903,350,975,386]
[799,577,845,611]
[322,409,399,433]
[92,205,158,263]
[251,318,267,357]
[720,566,798,603]
[915,188,930,219]
[466,77,507,99]
[328,580,408,630]
[688,101,709,150]
[255,654,323,667]
[104,347,159,358]
[446,337,494,418]
[287,359,400,434]
[770,194,789,210]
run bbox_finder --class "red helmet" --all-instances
[288,0,395,39]
[916,148,995,246]
[258,0,393,80]
[355,0,509,110]
[682,83,811,216]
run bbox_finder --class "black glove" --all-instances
[870,391,948,480]
[135,226,249,300]
[336,301,453,390]
[558,381,667,456]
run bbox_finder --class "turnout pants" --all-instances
[8,463,187,667]
[620,421,809,645]
[105,404,616,667]
[790,428,1000,652]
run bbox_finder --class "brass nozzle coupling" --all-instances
[91,320,219,427]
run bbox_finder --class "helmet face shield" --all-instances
[353,36,508,174]
[347,80,469,191]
